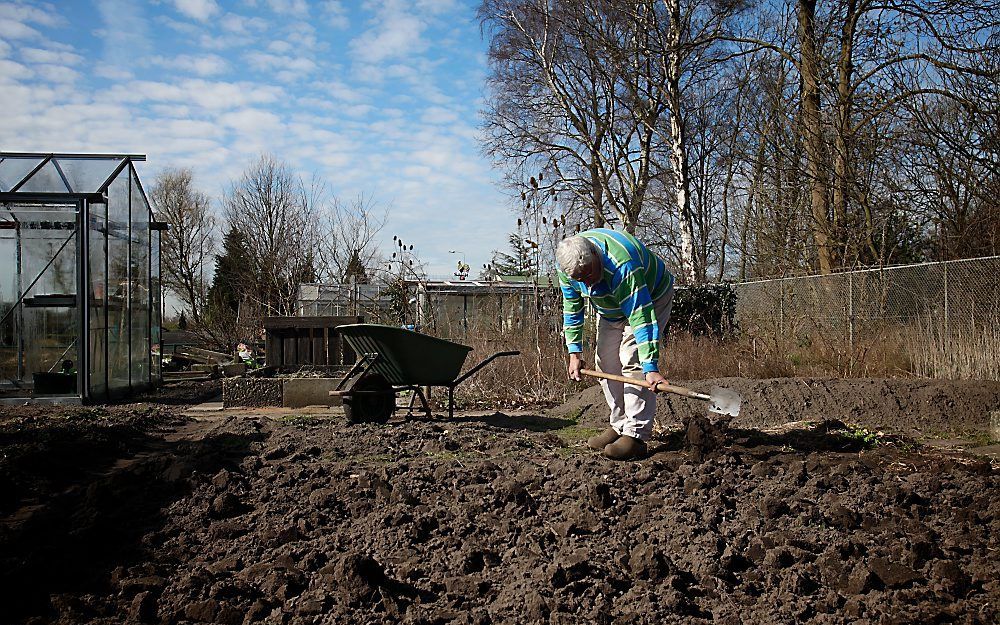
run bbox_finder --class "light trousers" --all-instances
[595,288,674,441]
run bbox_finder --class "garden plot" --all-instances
[0,378,997,624]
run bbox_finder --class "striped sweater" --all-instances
[559,229,674,373]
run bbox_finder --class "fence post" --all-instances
[779,281,785,335]
[943,262,950,337]
[848,272,855,369]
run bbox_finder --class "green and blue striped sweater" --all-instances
[559,229,674,373]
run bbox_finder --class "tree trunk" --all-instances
[798,0,833,274]
[665,0,698,283]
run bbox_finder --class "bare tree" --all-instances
[149,168,215,324]
[729,0,998,273]
[480,0,665,232]
[222,154,319,317]
[316,194,389,283]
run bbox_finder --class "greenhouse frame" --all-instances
[0,152,164,402]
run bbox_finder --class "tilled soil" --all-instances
[0,383,998,625]
[557,377,1000,437]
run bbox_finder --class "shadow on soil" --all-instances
[431,411,578,432]
[0,421,264,623]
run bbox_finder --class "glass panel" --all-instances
[89,200,109,399]
[107,169,130,396]
[130,168,149,388]
[0,156,44,192]
[5,204,80,226]
[0,201,79,398]
[17,160,71,193]
[151,229,161,382]
[55,158,125,195]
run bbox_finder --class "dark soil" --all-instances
[129,379,223,405]
[0,380,997,624]
[556,377,1000,438]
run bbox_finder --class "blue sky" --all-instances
[0,0,514,279]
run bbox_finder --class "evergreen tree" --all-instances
[490,233,537,277]
[178,310,188,331]
[207,227,252,314]
[344,248,369,284]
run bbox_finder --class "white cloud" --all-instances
[420,106,458,125]
[172,0,221,21]
[219,13,268,34]
[94,63,133,81]
[21,47,84,65]
[0,3,63,26]
[245,52,317,78]
[265,0,309,18]
[0,59,32,82]
[35,64,79,83]
[95,0,151,73]
[350,0,426,65]
[150,54,229,77]
[268,41,293,54]
[0,19,39,39]
[322,0,349,29]
[318,80,366,103]
[0,3,63,39]
[109,79,285,110]
[415,0,459,13]
[340,104,374,118]
[0,39,11,58]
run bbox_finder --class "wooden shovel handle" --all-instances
[579,369,710,401]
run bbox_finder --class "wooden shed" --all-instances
[262,316,363,367]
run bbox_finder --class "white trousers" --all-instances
[595,288,674,441]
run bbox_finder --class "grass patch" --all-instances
[553,424,602,446]
[841,424,884,449]
[963,431,999,447]
[278,414,321,427]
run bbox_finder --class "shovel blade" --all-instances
[709,386,741,417]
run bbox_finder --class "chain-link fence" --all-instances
[735,256,1000,378]
[298,280,565,339]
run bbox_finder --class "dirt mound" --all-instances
[1,404,997,624]
[554,377,1000,437]
[129,379,223,405]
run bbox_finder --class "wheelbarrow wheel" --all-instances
[343,373,395,424]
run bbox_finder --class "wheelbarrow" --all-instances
[329,324,519,423]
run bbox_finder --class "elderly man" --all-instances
[557,228,675,460]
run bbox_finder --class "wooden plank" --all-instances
[265,330,281,367]
[312,329,325,365]
[262,315,364,330]
[298,330,311,364]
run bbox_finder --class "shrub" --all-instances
[668,283,737,337]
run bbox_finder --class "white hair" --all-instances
[556,236,598,278]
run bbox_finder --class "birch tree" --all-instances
[149,168,215,324]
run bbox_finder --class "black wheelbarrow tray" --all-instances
[328,324,519,423]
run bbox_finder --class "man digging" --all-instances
[557,229,675,461]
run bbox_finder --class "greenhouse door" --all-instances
[0,201,82,400]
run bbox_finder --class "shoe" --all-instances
[603,435,647,461]
[587,427,620,451]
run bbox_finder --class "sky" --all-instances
[0,0,515,280]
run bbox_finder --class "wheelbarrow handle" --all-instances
[453,350,521,386]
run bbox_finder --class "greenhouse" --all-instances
[0,152,163,402]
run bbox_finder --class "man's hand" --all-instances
[645,371,667,391]
[567,353,584,381]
